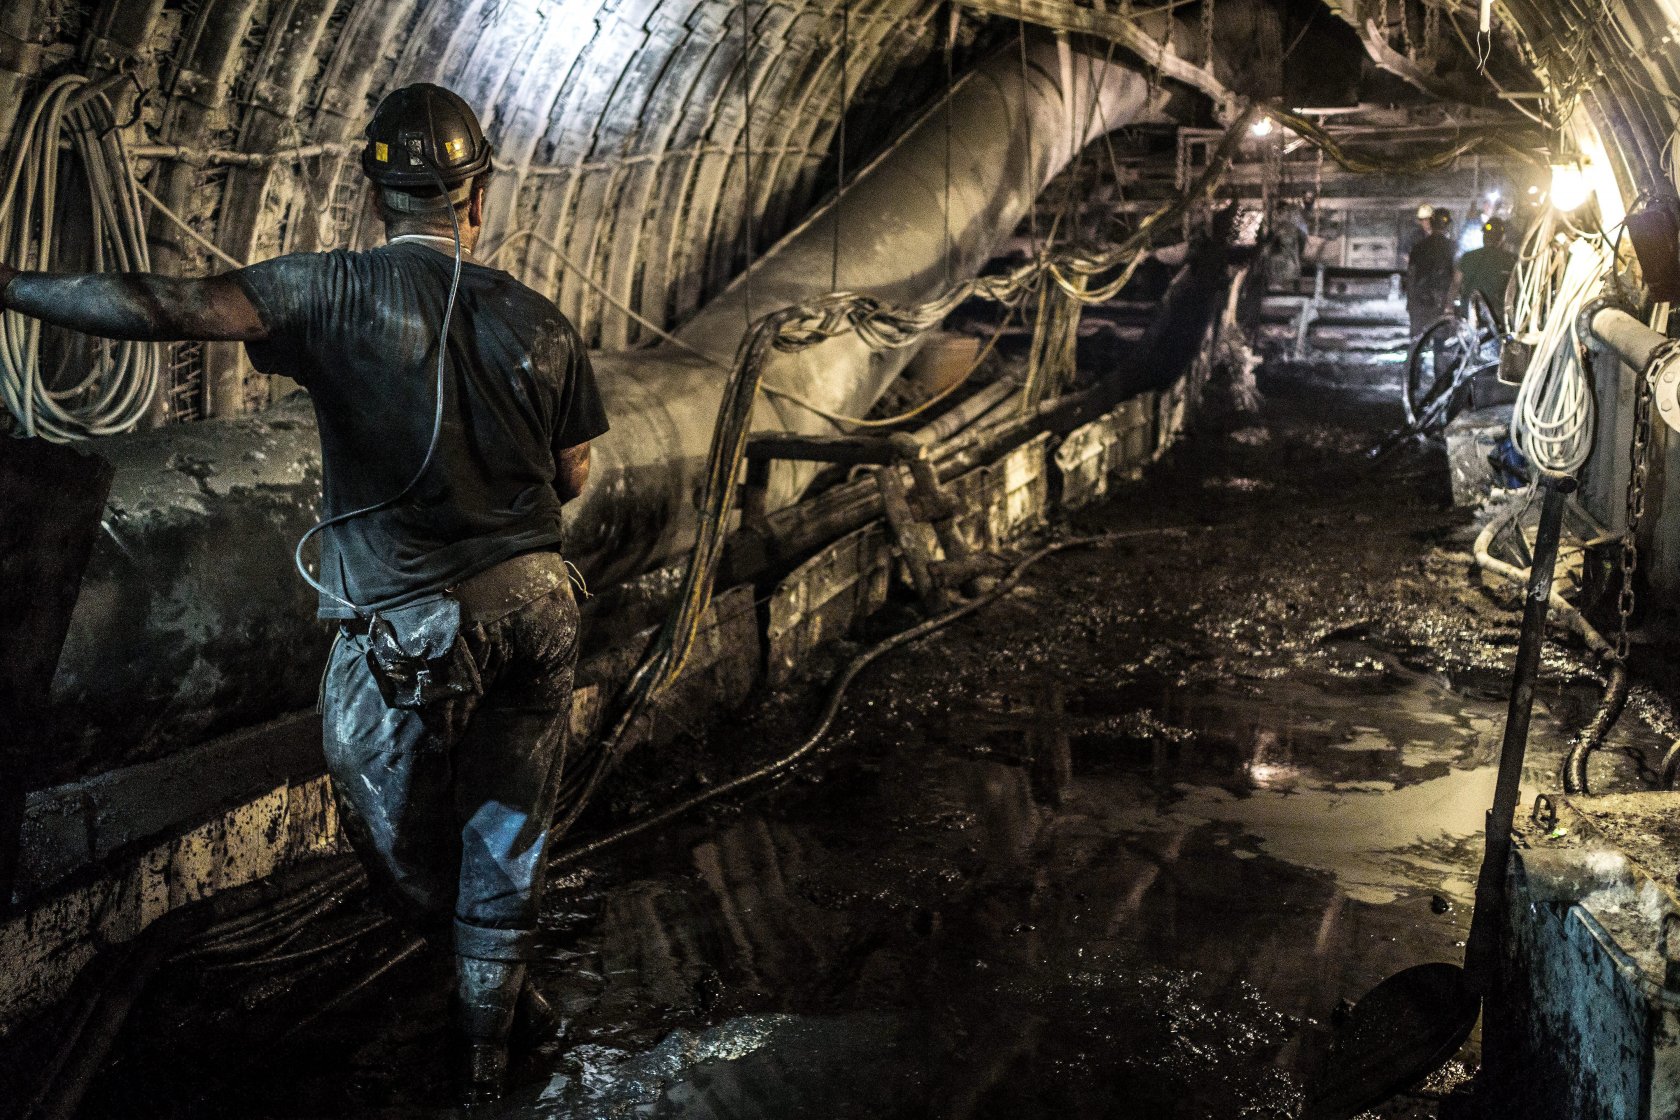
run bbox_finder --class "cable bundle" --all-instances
[1509,218,1611,475]
[0,75,160,440]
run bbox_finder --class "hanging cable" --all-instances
[1016,8,1039,254]
[1510,219,1612,476]
[482,229,730,367]
[739,0,757,328]
[832,0,850,294]
[944,2,956,287]
[0,75,161,440]
[759,294,1023,428]
[134,183,247,271]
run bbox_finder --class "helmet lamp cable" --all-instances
[292,161,464,616]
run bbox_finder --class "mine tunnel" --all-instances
[9,1,1680,1117]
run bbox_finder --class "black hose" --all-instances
[1562,662,1630,794]
[550,527,1187,868]
[171,862,366,962]
[1660,738,1680,790]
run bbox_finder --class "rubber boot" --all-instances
[512,979,562,1050]
[452,956,525,1106]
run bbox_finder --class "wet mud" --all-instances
[70,354,1672,1119]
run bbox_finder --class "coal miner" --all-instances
[1404,206,1458,339]
[0,84,608,1100]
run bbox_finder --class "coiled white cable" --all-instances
[0,75,160,440]
[1510,220,1611,476]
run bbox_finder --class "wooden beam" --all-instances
[745,432,903,466]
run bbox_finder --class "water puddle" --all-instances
[499,638,1536,1118]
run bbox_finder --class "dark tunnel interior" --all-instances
[6,2,1680,1118]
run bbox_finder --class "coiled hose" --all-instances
[0,75,160,439]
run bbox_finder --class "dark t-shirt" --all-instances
[235,241,609,618]
[1458,245,1518,317]
[1406,232,1457,308]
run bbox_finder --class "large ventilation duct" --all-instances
[46,37,1160,774]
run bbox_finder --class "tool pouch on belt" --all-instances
[365,594,482,710]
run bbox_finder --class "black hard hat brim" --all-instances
[361,144,493,190]
[362,83,494,190]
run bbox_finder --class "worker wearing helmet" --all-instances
[1401,203,1434,261]
[1457,216,1518,326]
[0,83,607,1101]
[1405,207,1458,338]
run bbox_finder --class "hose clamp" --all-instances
[1576,295,1631,349]
[1647,338,1680,436]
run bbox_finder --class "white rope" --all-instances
[481,228,730,368]
[134,182,247,270]
[0,76,160,439]
[1510,217,1611,476]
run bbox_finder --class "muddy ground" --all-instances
[66,352,1674,1120]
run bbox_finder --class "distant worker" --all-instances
[0,84,609,1102]
[1265,197,1309,290]
[1401,203,1434,261]
[1405,207,1457,338]
[1457,216,1519,326]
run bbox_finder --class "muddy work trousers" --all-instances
[321,569,579,963]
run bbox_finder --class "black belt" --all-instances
[335,552,568,638]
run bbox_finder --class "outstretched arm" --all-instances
[0,262,268,342]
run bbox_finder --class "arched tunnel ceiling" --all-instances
[5,0,1680,419]
[1319,1,1680,200]
[0,0,960,365]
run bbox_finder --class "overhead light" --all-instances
[1250,115,1275,138]
[1550,161,1592,211]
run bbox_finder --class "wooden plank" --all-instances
[766,521,892,687]
[1055,413,1118,509]
[999,432,1051,536]
[16,711,323,902]
[650,584,763,734]
[747,432,901,465]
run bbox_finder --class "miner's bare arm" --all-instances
[0,262,268,343]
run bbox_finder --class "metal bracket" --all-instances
[1653,349,1680,436]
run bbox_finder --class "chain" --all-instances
[1423,1,1440,58]
[1400,0,1415,57]
[1202,0,1216,67]
[1616,343,1679,660]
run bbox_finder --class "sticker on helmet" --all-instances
[375,142,389,163]
[445,138,465,159]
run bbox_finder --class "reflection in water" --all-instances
[523,639,1532,1119]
